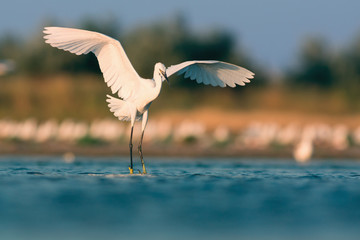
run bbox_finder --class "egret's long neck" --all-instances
[152,72,163,98]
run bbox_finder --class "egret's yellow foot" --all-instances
[129,167,134,174]
[142,165,147,174]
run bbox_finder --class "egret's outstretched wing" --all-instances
[43,27,139,100]
[166,60,254,87]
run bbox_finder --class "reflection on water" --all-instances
[0,157,360,240]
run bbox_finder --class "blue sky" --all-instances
[1,0,360,71]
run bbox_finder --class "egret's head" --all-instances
[154,62,169,83]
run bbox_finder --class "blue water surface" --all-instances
[1,156,360,240]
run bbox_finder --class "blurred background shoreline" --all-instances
[1,113,360,159]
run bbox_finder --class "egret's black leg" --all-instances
[139,110,149,174]
[138,130,147,174]
[129,126,134,174]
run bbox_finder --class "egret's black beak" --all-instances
[161,70,169,84]
[165,73,169,84]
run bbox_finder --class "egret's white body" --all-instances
[43,27,255,174]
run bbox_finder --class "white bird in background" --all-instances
[43,27,254,174]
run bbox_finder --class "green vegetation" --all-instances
[77,135,105,146]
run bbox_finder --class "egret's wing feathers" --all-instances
[43,27,140,100]
[166,60,254,88]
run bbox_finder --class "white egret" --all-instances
[43,27,255,174]
[294,139,313,163]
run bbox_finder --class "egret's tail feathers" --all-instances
[106,95,132,121]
